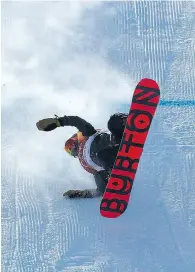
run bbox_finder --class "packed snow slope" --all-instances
[2,2,195,272]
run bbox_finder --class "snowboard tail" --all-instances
[100,78,160,218]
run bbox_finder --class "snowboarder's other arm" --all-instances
[63,189,102,198]
[36,115,97,137]
[63,170,109,199]
[94,170,109,194]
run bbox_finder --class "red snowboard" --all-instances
[100,78,160,218]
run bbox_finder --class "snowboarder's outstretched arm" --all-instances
[36,115,97,137]
[59,116,96,137]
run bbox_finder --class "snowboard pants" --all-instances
[107,112,128,144]
[98,112,128,170]
[94,113,128,194]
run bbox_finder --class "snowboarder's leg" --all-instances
[107,113,128,144]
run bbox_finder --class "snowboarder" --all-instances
[36,113,127,198]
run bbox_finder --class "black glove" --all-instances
[36,115,66,131]
[63,189,93,198]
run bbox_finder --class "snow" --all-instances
[1,1,195,272]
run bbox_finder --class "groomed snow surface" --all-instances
[2,2,195,272]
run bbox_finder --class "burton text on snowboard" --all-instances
[100,78,160,218]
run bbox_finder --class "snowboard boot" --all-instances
[63,189,94,198]
[36,115,63,132]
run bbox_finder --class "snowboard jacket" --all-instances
[60,116,113,174]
